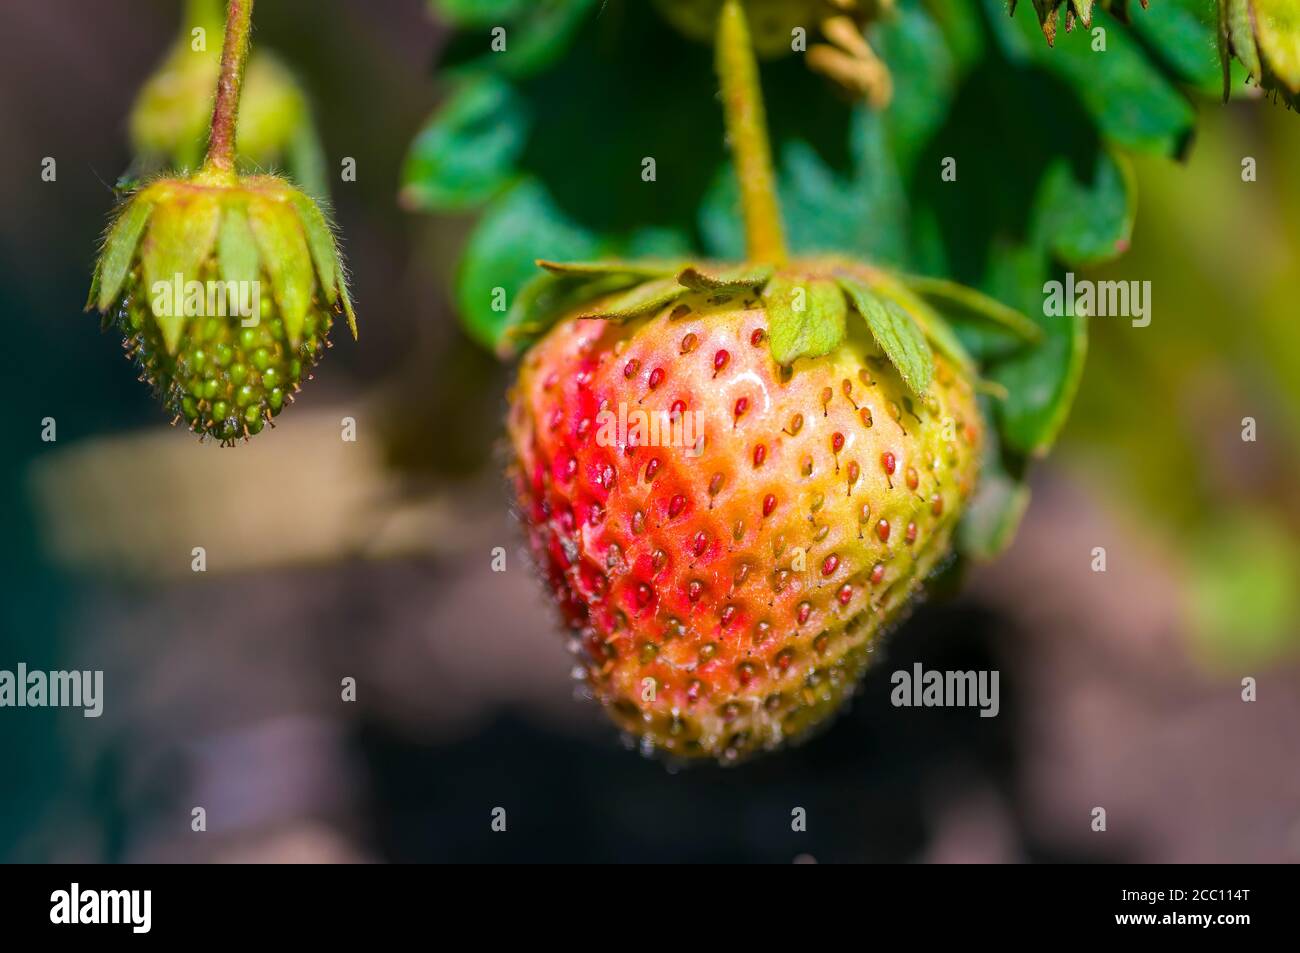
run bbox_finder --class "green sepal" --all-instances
[763,274,848,367]
[537,259,683,280]
[897,273,1043,343]
[1226,0,1262,78]
[288,190,340,307]
[501,270,639,355]
[836,273,933,396]
[92,195,155,313]
[676,263,774,293]
[338,272,358,340]
[140,191,222,353]
[577,276,687,321]
[246,197,315,347]
[217,205,261,288]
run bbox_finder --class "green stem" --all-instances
[716,0,787,265]
[202,0,255,176]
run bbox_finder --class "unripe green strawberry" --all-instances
[1219,0,1300,108]
[507,258,982,761]
[87,167,356,443]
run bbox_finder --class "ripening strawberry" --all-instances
[508,260,982,761]
[87,0,355,444]
[500,0,1036,761]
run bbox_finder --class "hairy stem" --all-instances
[202,0,255,175]
[716,0,787,265]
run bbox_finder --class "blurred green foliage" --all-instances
[1068,103,1300,667]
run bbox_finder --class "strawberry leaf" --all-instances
[432,0,598,79]
[837,273,933,396]
[763,275,847,366]
[992,311,1087,456]
[400,74,529,212]
[456,178,602,350]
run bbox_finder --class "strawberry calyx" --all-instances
[506,256,1037,393]
[1008,0,1154,46]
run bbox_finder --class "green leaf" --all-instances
[987,260,1089,457]
[429,0,531,26]
[1126,0,1221,93]
[435,0,598,79]
[676,263,773,292]
[897,274,1043,342]
[456,178,601,350]
[140,192,221,353]
[93,194,154,312]
[876,3,960,181]
[1032,150,1136,267]
[837,273,933,395]
[246,197,316,348]
[763,274,848,366]
[577,276,686,321]
[400,74,529,212]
